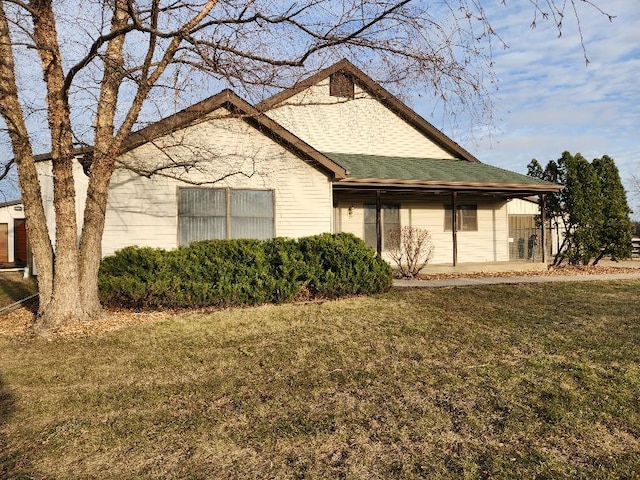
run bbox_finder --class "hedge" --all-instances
[98,233,392,309]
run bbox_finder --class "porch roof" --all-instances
[326,153,562,193]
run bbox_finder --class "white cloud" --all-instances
[417,0,640,217]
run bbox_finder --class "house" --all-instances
[36,59,561,272]
[0,200,27,268]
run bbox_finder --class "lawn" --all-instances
[0,273,37,309]
[1,281,639,478]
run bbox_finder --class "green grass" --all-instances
[0,273,37,308]
[1,281,640,478]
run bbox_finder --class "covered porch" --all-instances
[333,185,554,272]
[326,152,562,273]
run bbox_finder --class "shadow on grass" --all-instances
[0,374,32,478]
[0,273,37,308]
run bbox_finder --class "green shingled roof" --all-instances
[324,152,558,188]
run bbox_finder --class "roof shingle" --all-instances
[325,152,561,191]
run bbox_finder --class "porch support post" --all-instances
[376,189,382,255]
[540,193,547,264]
[451,191,458,266]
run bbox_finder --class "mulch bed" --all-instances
[0,299,169,340]
[416,264,640,281]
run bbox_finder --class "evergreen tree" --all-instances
[592,155,633,263]
[527,158,544,178]
[563,153,602,265]
[529,152,631,266]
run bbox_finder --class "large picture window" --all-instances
[444,204,478,231]
[363,204,400,250]
[179,188,274,245]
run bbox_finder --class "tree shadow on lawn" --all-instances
[0,373,33,478]
[0,273,37,307]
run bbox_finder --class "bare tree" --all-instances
[0,0,613,333]
[387,226,434,279]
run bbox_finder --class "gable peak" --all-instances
[257,59,481,163]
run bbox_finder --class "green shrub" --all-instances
[98,246,176,308]
[262,237,307,303]
[98,234,392,309]
[177,239,270,306]
[298,233,392,298]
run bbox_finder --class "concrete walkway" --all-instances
[394,272,640,288]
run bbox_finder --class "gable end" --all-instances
[258,59,481,163]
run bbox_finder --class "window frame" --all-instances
[444,204,478,232]
[178,187,275,245]
[363,203,401,251]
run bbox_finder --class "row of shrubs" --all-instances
[98,233,392,309]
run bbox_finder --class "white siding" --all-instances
[336,196,509,265]
[507,198,540,215]
[103,112,332,256]
[36,110,332,258]
[36,160,89,245]
[267,79,455,159]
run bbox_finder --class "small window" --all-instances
[179,188,274,245]
[330,72,354,98]
[364,204,400,250]
[444,205,478,231]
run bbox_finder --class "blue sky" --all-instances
[2,0,638,217]
[421,0,639,217]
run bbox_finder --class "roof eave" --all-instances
[335,178,563,193]
[33,90,347,180]
[0,199,23,208]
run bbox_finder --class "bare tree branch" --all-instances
[0,157,14,181]
[0,0,617,331]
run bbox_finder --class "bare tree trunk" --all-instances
[78,0,129,317]
[0,1,54,314]
[30,1,85,330]
[78,0,219,315]
[592,248,607,266]
[79,158,115,317]
[553,234,569,267]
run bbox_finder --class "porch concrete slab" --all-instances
[393,272,640,288]
[418,261,547,275]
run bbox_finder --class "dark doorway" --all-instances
[0,223,7,263]
[14,219,27,266]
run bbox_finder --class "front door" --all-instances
[14,219,27,266]
[0,223,8,263]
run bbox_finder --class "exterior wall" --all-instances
[37,109,333,257]
[507,197,540,215]
[36,160,89,244]
[266,79,456,159]
[335,194,509,265]
[0,203,25,263]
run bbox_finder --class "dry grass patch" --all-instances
[1,281,639,478]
